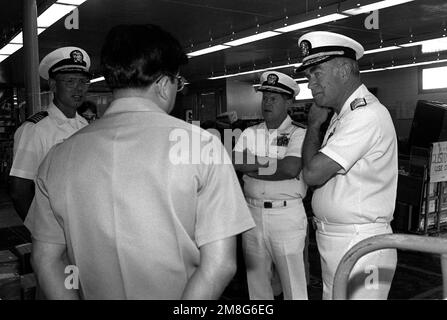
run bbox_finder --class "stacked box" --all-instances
[20,273,36,300]
[12,243,33,274]
[0,250,21,300]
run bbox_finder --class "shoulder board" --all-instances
[350,98,367,111]
[26,111,48,124]
[292,121,307,129]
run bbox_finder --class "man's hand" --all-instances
[232,150,268,173]
[307,104,331,129]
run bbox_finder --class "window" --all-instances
[295,83,313,101]
[420,64,447,92]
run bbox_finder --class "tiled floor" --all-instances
[0,184,446,300]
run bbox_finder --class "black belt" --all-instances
[263,201,287,208]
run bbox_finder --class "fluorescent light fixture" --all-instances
[209,63,304,80]
[56,0,87,5]
[0,43,23,55]
[224,31,280,47]
[0,55,8,63]
[422,66,447,90]
[266,63,302,70]
[422,37,447,53]
[90,76,105,83]
[209,68,266,80]
[10,28,46,44]
[360,58,447,74]
[400,37,447,51]
[187,45,230,58]
[37,3,76,28]
[344,0,415,15]
[360,68,387,73]
[275,13,347,33]
[10,32,23,44]
[364,46,400,54]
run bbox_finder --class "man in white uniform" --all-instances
[233,71,308,300]
[299,31,398,299]
[9,47,91,219]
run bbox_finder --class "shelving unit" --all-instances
[0,87,18,186]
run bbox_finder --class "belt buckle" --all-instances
[264,202,272,208]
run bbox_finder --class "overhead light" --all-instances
[360,68,387,73]
[364,46,400,54]
[9,28,46,44]
[0,55,8,63]
[275,13,347,33]
[90,76,105,83]
[400,37,447,51]
[187,45,230,58]
[344,0,415,15]
[360,58,447,74]
[422,37,447,53]
[224,31,280,47]
[0,1,86,65]
[37,3,76,28]
[209,62,304,80]
[0,44,23,55]
[56,0,87,5]
[209,69,266,80]
[261,63,302,71]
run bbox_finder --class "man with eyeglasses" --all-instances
[9,47,91,220]
[25,24,255,299]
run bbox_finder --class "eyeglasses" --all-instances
[58,78,91,89]
[156,73,187,92]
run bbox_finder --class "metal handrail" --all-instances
[332,234,447,300]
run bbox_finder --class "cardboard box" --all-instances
[12,243,33,274]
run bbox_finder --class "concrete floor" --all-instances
[0,184,446,300]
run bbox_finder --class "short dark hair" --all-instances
[100,24,188,90]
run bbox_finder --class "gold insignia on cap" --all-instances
[266,73,279,85]
[300,40,311,57]
[70,50,84,63]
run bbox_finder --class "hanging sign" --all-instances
[430,141,447,182]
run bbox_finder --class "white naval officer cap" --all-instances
[257,71,300,98]
[39,46,91,80]
[296,31,364,72]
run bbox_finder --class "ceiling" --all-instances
[1,0,447,88]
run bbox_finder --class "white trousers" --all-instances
[242,199,308,300]
[315,220,397,300]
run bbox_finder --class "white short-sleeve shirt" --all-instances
[10,102,88,180]
[24,97,255,299]
[312,84,398,224]
[234,115,307,200]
